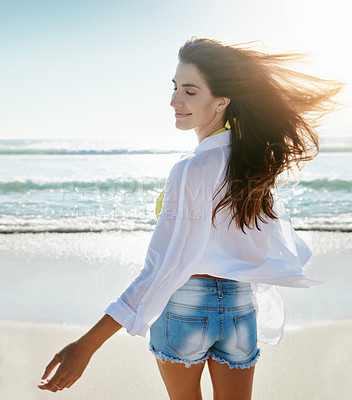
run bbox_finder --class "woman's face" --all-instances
[170,62,225,133]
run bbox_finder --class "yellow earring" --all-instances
[225,118,242,139]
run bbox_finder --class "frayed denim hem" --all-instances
[208,348,261,370]
[148,344,210,368]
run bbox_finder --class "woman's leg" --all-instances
[155,359,206,400]
[207,359,255,400]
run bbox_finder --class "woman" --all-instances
[38,38,342,399]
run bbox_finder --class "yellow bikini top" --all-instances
[155,126,228,220]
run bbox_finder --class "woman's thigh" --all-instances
[207,358,255,400]
[155,358,205,400]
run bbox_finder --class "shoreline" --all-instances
[0,318,351,399]
[1,229,352,326]
[1,314,349,332]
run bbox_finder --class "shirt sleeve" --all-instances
[104,151,223,336]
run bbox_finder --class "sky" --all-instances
[1,0,351,145]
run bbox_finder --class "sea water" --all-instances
[0,136,351,328]
[0,136,351,233]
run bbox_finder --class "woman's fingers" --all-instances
[54,368,80,391]
[41,352,62,380]
[38,363,66,391]
[65,381,75,388]
[38,380,61,391]
[38,341,93,392]
[38,351,69,391]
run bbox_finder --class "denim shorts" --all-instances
[149,276,260,369]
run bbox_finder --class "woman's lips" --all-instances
[175,112,192,118]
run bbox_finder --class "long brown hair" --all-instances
[178,37,344,233]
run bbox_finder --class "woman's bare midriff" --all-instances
[192,274,221,279]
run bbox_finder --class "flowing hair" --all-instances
[178,37,344,233]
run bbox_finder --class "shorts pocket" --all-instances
[234,310,257,355]
[166,313,208,357]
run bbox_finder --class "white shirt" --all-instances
[105,130,323,345]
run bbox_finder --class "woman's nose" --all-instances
[170,91,182,108]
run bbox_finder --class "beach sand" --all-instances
[1,230,351,398]
[0,319,351,399]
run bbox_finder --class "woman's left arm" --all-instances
[38,314,122,392]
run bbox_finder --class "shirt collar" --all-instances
[194,129,231,154]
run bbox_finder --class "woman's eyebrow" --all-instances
[172,79,201,89]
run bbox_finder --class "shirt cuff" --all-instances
[104,298,150,337]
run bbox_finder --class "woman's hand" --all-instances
[37,314,122,392]
[38,339,95,392]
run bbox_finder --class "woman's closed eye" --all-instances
[172,88,196,96]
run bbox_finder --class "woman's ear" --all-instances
[218,97,231,112]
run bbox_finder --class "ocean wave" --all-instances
[2,177,350,194]
[1,225,350,234]
[319,146,352,153]
[1,146,350,155]
[278,178,352,191]
[0,178,167,193]
[290,226,352,232]
[0,140,350,155]
[0,226,155,234]
[0,148,188,155]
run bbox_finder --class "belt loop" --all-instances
[216,279,223,298]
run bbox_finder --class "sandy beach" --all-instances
[0,318,351,399]
[1,230,351,399]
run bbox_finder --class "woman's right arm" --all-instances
[38,314,122,392]
[37,158,191,393]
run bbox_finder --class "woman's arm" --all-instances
[105,152,222,336]
[38,314,122,392]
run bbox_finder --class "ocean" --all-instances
[0,136,351,234]
[0,135,351,329]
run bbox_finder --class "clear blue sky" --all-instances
[1,0,351,143]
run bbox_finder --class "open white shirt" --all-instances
[105,130,323,345]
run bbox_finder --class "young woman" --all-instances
[38,38,342,399]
